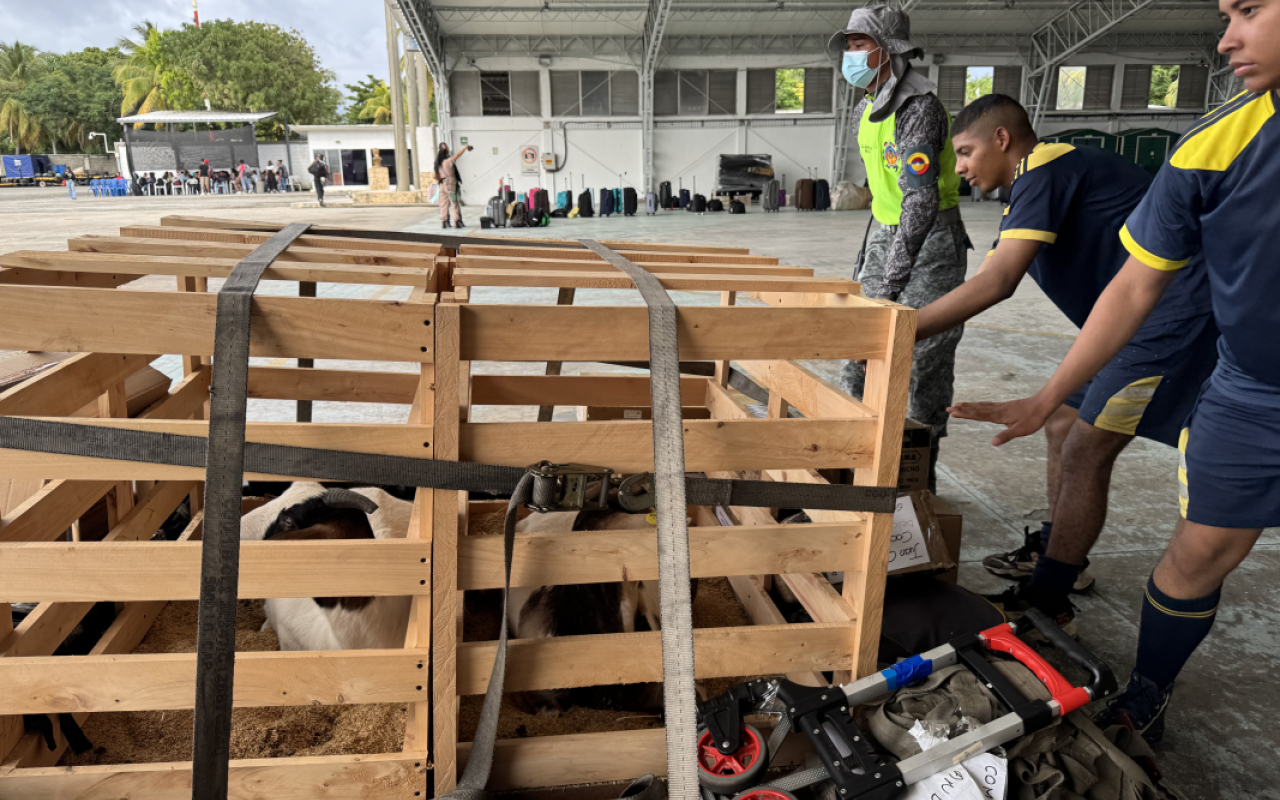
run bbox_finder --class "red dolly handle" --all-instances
[979,608,1117,715]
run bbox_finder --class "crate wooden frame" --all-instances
[0,215,915,799]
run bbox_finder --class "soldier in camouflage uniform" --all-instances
[831,5,971,489]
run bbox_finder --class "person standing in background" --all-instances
[833,4,971,492]
[199,159,211,194]
[309,153,329,207]
[265,162,278,193]
[65,168,76,200]
[237,160,250,193]
[435,142,472,229]
[277,160,290,192]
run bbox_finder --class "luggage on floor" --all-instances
[504,189,516,203]
[761,178,780,212]
[534,189,552,217]
[568,206,580,219]
[613,188,623,213]
[659,181,673,209]
[729,199,746,214]
[623,187,638,216]
[795,178,815,210]
[487,195,507,227]
[814,178,831,210]
[557,190,572,211]
[599,187,614,217]
[577,189,594,217]
[707,198,724,212]
[679,188,690,209]
[528,208,545,227]
[646,192,658,215]
[778,187,787,207]
[691,194,707,213]
[540,213,550,227]
[480,216,494,229]
[510,201,530,227]
[550,208,568,218]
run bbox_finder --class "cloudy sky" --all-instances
[10,0,392,99]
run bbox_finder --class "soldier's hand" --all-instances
[948,394,1056,447]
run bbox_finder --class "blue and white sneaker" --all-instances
[1094,671,1173,745]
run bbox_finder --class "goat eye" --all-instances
[281,518,297,530]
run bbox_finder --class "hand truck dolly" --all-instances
[694,609,1117,800]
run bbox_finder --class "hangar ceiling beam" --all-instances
[642,0,678,192]
[390,0,453,141]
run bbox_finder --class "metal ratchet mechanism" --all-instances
[524,461,614,513]
[696,608,1118,800]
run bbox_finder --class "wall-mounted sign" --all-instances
[460,136,469,146]
[521,146,540,175]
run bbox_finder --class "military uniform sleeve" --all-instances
[1120,164,1203,271]
[876,93,949,298]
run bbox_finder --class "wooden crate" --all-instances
[0,215,915,798]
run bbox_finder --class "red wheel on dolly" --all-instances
[697,724,769,794]
[731,788,799,800]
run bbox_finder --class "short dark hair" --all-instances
[953,94,1035,142]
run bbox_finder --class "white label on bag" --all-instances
[888,495,931,572]
[905,722,1008,800]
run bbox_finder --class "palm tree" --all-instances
[112,21,168,126]
[358,82,393,124]
[0,41,48,153]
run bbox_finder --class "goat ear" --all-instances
[322,488,379,515]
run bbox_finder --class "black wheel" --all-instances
[697,724,769,794]
[731,788,799,800]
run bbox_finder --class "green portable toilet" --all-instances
[1120,128,1181,175]
[1040,128,1121,153]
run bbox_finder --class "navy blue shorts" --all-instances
[1064,314,1220,447]
[1178,348,1280,529]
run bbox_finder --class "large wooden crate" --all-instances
[0,215,915,798]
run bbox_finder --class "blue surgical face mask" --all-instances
[842,49,880,89]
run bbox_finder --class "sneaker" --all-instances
[1095,671,1172,745]
[983,583,1078,639]
[982,527,1042,581]
[442,220,452,229]
[982,527,1096,593]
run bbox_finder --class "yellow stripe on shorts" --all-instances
[1178,426,1190,518]
[1093,375,1163,436]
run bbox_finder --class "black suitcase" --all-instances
[659,181,673,209]
[691,194,707,213]
[577,189,595,217]
[679,188,690,209]
[707,198,724,212]
[623,187,638,216]
[599,188,613,216]
[815,179,831,210]
[504,189,516,203]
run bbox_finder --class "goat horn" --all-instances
[322,488,379,514]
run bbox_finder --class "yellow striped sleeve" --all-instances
[1001,229,1057,244]
[1120,224,1190,271]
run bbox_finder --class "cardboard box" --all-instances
[898,418,932,493]
[886,490,956,576]
[929,494,963,584]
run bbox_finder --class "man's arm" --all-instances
[949,255,1176,445]
[915,238,1041,341]
[875,93,949,299]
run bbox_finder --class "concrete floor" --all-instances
[4,188,1276,798]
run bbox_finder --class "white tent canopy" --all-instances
[116,110,278,125]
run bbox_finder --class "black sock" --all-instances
[1134,573,1221,691]
[1029,554,1078,596]
[1038,521,1053,550]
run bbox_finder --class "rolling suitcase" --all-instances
[577,189,595,217]
[795,178,815,210]
[624,187,638,216]
[646,192,658,215]
[761,179,780,213]
[599,188,613,217]
[487,195,507,227]
[679,188,690,209]
[535,189,551,217]
[613,188,623,213]
[691,194,707,213]
[659,181,673,209]
[557,190,572,211]
[814,179,831,211]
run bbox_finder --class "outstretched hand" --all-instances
[948,395,1054,447]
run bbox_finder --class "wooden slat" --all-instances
[459,418,876,472]
[121,224,441,256]
[457,521,863,590]
[0,752,425,799]
[454,268,857,294]
[471,374,709,408]
[0,649,429,714]
[460,305,890,362]
[0,479,113,543]
[459,245,775,265]
[738,360,876,420]
[69,236,433,268]
[456,622,855,695]
[456,254,812,277]
[0,419,433,481]
[1,250,432,286]
[0,539,432,602]
[247,365,420,404]
[0,267,138,289]
[0,286,434,362]
[0,352,154,418]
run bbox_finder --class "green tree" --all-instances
[162,20,341,125]
[0,41,49,153]
[357,81,394,124]
[343,74,383,124]
[775,68,805,111]
[22,48,125,152]
[1150,65,1180,107]
[112,22,173,124]
[965,73,993,105]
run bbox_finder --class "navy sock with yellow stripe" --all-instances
[1134,573,1221,692]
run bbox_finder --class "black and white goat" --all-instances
[240,482,412,651]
